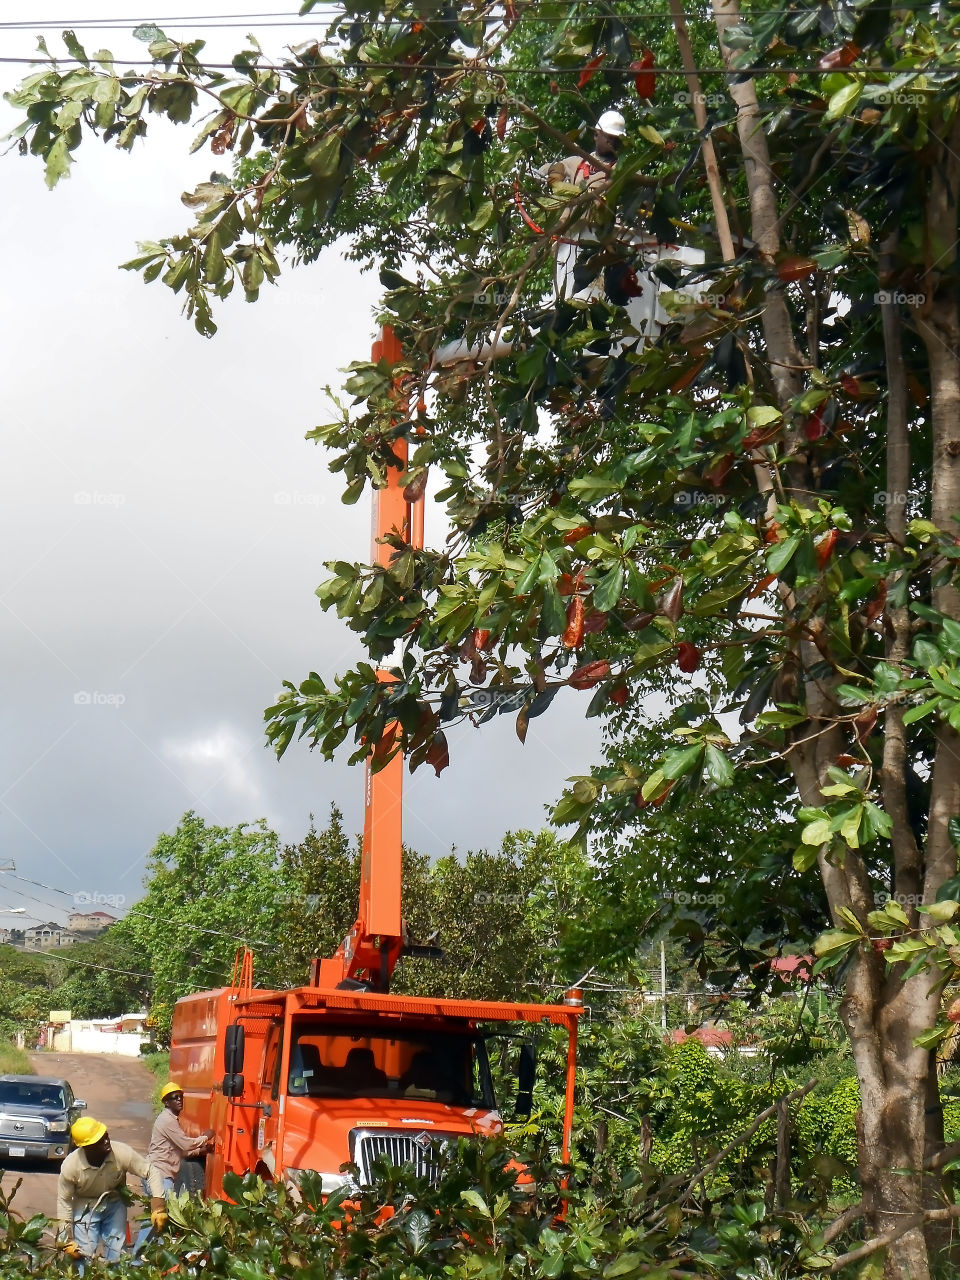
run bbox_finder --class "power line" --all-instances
[2,870,271,949]
[0,54,931,74]
[0,4,933,24]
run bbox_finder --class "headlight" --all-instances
[45,1121,69,1133]
[286,1170,352,1195]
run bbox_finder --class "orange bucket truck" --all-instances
[168,328,581,1197]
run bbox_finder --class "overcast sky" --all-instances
[0,3,604,929]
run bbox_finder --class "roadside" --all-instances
[0,1052,158,1237]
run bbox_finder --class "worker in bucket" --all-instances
[538,110,636,308]
[56,1116,167,1262]
[542,109,626,193]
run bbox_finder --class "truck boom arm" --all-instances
[316,326,424,991]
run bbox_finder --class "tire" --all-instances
[176,1157,206,1195]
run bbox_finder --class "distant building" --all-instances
[23,923,83,950]
[25,922,63,950]
[68,910,118,933]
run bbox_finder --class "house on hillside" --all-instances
[25,922,63,950]
[68,910,117,934]
[24,923,82,950]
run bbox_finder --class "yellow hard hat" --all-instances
[160,1081,184,1101]
[71,1116,107,1147]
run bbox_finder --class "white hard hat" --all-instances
[596,110,626,138]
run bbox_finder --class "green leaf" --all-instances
[825,80,862,120]
[766,533,801,576]
[242,252,264,295]
[913,637,942,668]
[913,1023,952,1051]
[661,743,704,781]
[793,844,819,872]
[921,900,959,923]
[813,929,860,957]
[306,131,341,178]
[902,698,940,725]
[746,404,781,426]
[460,1189,490,1215]
[603,1255,646,1279]
[941,619,960,656]
[704,744,734,788]
[593,563,624,612]
[802,819,832,846]
[44,136,71,189]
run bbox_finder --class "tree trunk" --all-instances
[710,8,960,1274]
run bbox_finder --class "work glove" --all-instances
[150,1198,168,1231]
[61,1240,84,1260]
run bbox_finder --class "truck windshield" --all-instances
[0,1082,65,1108]
[287,1026,495,1107]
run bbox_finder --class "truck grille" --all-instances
[0,1116,47,1141]
[351,1129,449,1186]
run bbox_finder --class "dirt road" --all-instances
[0,1052,158,1240]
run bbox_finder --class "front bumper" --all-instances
[0,1139,69,1160]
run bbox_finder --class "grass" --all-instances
[0,1040,33,1074]
[140,1050,170,1109]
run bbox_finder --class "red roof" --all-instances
[668,1026,733,1049]
[770,955,814,981]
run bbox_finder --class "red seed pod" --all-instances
[815,528,838,569]
[609,681,629,707]
[818,42,860,70]
[631,49,656,99]
[675,642,701,673]
[562,596,585,648]
[569,659,611,690]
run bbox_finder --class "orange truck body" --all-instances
[170,980,580,1196]
[167,327,580,1197]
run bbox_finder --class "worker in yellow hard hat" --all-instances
[148,1082,214,1189]
[56,1116,166,1261]
[133,1083,214,1253]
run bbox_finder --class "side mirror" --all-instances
[73,1099,87,1110]
[224,1023,245,1075]
[222,1073,245,1098]
[514,1042,536,1118]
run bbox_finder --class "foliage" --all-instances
[8,1,960,1262]
[0,1041,32,1075]
[109,811,290,1041]
[45,928,151,1019]
[0,1135,869,1279]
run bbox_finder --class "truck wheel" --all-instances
[176,1157,206,1195]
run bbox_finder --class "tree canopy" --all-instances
[7,1,960,1272]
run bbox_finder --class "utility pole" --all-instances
[660,940,667,1031]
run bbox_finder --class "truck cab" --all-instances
[170,981,578,1198]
